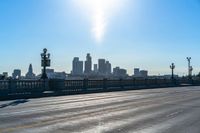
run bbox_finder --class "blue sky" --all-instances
[0,0,200,76]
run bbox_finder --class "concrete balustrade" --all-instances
[0,78,199,100]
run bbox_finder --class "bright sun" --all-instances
[73,0,124,43]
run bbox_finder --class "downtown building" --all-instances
[133,68,148,78]
[25,64,36,79]
[44,69,67,79]
[72,57,83,76]
[106,61,112,74]
[113,67,127,78]
[84,53,92,74]
[98,59,112,75]
[98,59,106,74]
[12,69,21,79]
[93,64,98,73]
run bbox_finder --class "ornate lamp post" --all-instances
[190,66,193,74]
[186,57,192,79]
[170,63,175,79]
[41,48,51,79]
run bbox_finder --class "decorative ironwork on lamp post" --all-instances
[41,48,50,79]
[170,63,175,79]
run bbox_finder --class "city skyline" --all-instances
[0,52,196,78]
[0,0,200,75]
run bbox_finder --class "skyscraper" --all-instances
[26,64,36,79]
[84,53,92,74]
[105,61,112,74]
[93,64,98,73]
[72,57,83,75]
[98,59,106,74]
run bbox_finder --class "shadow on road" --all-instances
[0,99,29,108]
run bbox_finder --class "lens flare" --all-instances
[73,0,124,42]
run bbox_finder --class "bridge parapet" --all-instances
[0,78,199,100]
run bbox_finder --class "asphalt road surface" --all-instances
[0,86,200,133]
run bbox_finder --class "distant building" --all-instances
[134,68,140,77]
[47,72,66,79]
[46,69,54,73]
[93,64,98,73]
[113,67,119,76]
[113,67,127,77]
[133,68,148,78]
[72,57,83,75]
[2,72,8,78]
[0,72,8,80]
[84,53,92,74]
[98,59,106,74]
[119,69,127,77]
[105,61,112,75]
[140,70,148,78]
[12,69,21,79]
[25,64,36,79]
[42,69,66,79]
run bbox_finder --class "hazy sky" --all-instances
[0,0,200,76]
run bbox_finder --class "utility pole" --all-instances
[170,63,175,79]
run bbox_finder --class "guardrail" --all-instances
[0,78,199,100]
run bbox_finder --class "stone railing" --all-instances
[0,78,199,100]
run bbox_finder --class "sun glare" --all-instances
[73,0,124,43]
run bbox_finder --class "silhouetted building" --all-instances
[113,67,119,76]
[84,53,92,74]
[98,59,106,74]
[106,61,112,74]
[0,72,8,80]
[2,72,8,78]
[93,64,98,73]
[12,69,21,79]
[41,68,54,78]
[25,64,36,79]
[113,67,127,77]
[48,72,66,79]
[134,68,140,77]
[72,57,83,75]
[140,70,148,78]
[46,69,54,73]
[41,69,66,79]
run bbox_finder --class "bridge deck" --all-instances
[0,86,200,133]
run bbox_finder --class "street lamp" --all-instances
[170,63,175,79]
[186,57,192,79]
[190,66,193,77]
[41,48,51,79]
